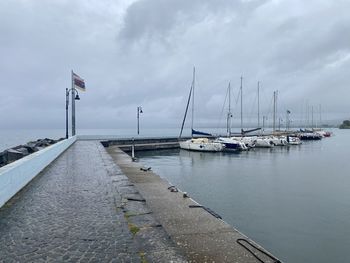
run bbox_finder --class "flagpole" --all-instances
[71,70,76,136]
[65,87,69,139]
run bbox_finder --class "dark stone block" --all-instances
[43,138,55,145]
[27,141,37,147]
[45,138,57,145]
[22,145,39,153]
[26,138,58,149]
[35,141,50,147]
[5,149,26,163]
[13,147,29,156]
[0,151,7,166]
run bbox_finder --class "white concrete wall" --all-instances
[77,135,124,140]
[0,136,77,208]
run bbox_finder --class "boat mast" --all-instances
[191,67,195,136]
[319,104,322,128]
[240,76,243,132]
[257,81,260,128]
[276,90,278,131]
[306,102,309,129]
[311,105,314,129]
[315,105,318,128]
[273,91,276,132]
[179,82,193,138]
[227,82,232,136]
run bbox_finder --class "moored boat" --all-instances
[268,136,288,146]
[215,137,248,151]
[231,136,256,149]
[298,132,322,140]
[179,67,224,152]
[286,136,302,145]
[180,138,224,152]
[314,130,332,138]
[254,137,275,148]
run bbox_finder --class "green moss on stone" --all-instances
[124,212,137,219]
[139,252,148,263]
[128,223,140,236]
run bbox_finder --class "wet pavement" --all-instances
[0,141,185,262]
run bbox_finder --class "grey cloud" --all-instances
[0,0,349,130]
[266,20,350,75]
[118,0,268,44]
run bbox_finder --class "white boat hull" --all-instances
[254,138,274,148]
[215,137,248,151]
[179,138,224,152]
[267,136,288,146]
[287,137,302,145]
[231,137,256,149]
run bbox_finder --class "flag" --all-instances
[72,72,86,91]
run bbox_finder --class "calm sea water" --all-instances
[136,129,350,263]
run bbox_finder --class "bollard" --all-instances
[131,137,136,161]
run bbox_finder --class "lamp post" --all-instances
[137,106,143,135]
[65,87,80,139]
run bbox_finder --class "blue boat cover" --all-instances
[192,129,212,136]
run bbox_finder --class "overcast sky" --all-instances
[1,0,349,130]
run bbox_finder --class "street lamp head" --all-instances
[139,106,143,113]
[75,94,80,100]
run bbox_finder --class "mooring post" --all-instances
[131,137,135,161]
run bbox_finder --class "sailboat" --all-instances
[179,68,224,152]
[214,82,248,151]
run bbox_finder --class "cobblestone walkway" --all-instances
[0,141,185,262]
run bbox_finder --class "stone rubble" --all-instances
[0,138,64,168]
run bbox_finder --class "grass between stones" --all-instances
[139,251,147,263]
[128,223,140,236]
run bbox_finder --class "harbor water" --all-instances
[136,129,350,263]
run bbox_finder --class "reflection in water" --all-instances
[137,130,350,263]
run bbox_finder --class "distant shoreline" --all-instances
[339,120,350,129]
